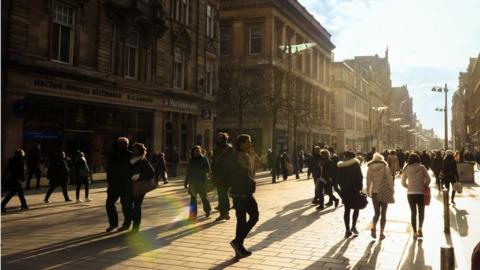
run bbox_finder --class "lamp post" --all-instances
[432,84,449,149]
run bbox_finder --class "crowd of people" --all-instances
[2,135,480,263]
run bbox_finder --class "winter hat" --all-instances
[372,152,385,161]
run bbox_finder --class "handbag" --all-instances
[424,185,431,206]
[453,182,463,194]
[353,191,368,209]
[132,178,158,197]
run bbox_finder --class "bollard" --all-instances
[440,246,455,270]
[443,189,450,234]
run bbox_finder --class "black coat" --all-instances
[228,152,256,196]
[106,149,133,193]
[47,156,69,185]
[3,156,25,190]
[336,158,363,208]
[420,153,431,170]
[130,157,155,185]
[211,144,235,185]
[309,155,322,178]
[442,158,459,184]
[186,156,210,187]
[431,156,443,174]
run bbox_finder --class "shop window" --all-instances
[165,122,174,149]
[174,47,185,89]
[180,124,188,160]
[249,25,262,55]
[172,0,189,25]
[125,32,139,79]
[51,1,74,64]
[206,4,215,38]
[220,26,232,56]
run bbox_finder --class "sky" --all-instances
[298,0,480,139]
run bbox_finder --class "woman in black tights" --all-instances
[337,151,364,238]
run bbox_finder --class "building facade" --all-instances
[390,85,415,150]
[2,0,219,171]
[217,0,335,153]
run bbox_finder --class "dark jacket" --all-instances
[106,149,133,193]
[229,152,256,196]
[186,156,211,186]
[442,157,459,183]
[431,156,443,174]
[74,157,90,181]
[212,144,235,185]
[130,157,155,184]
[336,158,363,207]
[47,156,69,185]
[420,153,431,170]
[151,153,168,174]
[309,154,322,178]
[3,155,25,190]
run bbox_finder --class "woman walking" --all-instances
[337,151,363,238]
[74,151,92,203]
[431,151,444,190]
[184,146,211,220]
[280,152,290,181]
[442,150,460,205]
[128,143,155,233]
[366,153,394,240]
[44,151,71,203]
[401,153,431,239]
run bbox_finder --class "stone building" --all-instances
[216,0,335,153]
[1,0,219,171]
[390,85,415,150]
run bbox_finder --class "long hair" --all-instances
[407,153,420,165]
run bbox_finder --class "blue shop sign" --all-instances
[23,131,63,140]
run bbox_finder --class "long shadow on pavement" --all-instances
[399,239,432,270]
[304,237,354,269]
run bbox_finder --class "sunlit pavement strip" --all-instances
[2,167,479,269]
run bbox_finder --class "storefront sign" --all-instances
[162,98,197,111]
[32,79,153,104]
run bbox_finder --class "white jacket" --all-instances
[366,161,393,196]
[401,163,431,194]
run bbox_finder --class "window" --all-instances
[172,0,189,25]
[206,4,215,38]
[174,47,185,89]
[249,25,262,55]
[220,26,232,56]
[206,60,214,95]
[110,24,117,73]
[51,1,74,63]
[125,32,139,78]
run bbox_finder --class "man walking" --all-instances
[212,132,235,222]
[229,134,259,259]
[2,149,29,212]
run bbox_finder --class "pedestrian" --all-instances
[442,150,460,205]
[280,152,290,181]
[128,142,155,233]
[401,153,431,239]
[337,151,363,238]
[44,151,72,203]
[266,148,273,171]
[366,153,394,240]
[26,144,43,190]
[309,146,322,205]
[298,150,305,173]
[212,132,235,222]
[420,150,431,170]
[431,151,443,190]
[397,149,406,171]
[184,145,211,220]
[387,150,400,180]
[229,134,258,259]
[166,146,180,177]
[105,137,133,233]
[320,149,339,209]
[366,147,376,162]
[74,151,92,203]
[2,149,29,212]
[151,151,168,184]
[326,146,340,206]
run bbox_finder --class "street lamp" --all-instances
[432,84,449,149]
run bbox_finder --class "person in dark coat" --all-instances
[420,150,431,170]
[366,147,376,162]
[309,146,322,205]
[320,149,339,210]
[151,151,168,184]
[105,137,133,232]
[442,150,460,205]
[298,150,305,173]
[431,151,444,190]
[184,145,211,220]
[128,143,155,233]
[229,134,258,259]
[44,151,71,203]
[74,151,92,202]
[166,147,180,177]
[337,151,363,238]
[26,144,43,190]
[212,132,235,222]
[397,149,406,171]
[2,149,29,212]
[280,152,290,181]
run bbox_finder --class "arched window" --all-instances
[165,122,174,150]
[180,124,188,160]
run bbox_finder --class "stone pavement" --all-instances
[2,166,479,270]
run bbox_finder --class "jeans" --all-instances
[105,191,132,227]
[217,184,230,216]
[189,185,211,217]
[444,180,457,202]
[27,167,41,189]
[344,207,359,231]
[44,182,70,201]
[372,193,388,231]
[2,184,28,209]
[131,194,145,230]
[233,195,259,246]
[324,180,338,203]
[75,176,90,200]
[407,194,425,232]
[314,178,325,206]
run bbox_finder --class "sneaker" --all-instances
[230,240,244,258]
[417,229,423,238]
[85,198,93,202]
[105,226,117,232]
[325,201,334,207]
[351,228,359,235]
[344,231,353,238]
[371,228,377,239]
[76,199,83,203]
[379,233,386,240]
[316,205,325,211]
